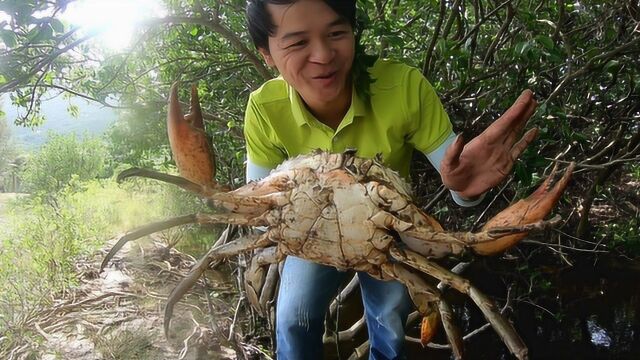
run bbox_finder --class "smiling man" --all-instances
[243,1,538,359]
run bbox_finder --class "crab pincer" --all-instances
[167,82,219,189]
[474,162,575,255]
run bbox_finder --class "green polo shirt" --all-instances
[244,59,452,178]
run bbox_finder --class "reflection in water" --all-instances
[587,316,611,348]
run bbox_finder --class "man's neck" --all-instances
[302,86,352,131]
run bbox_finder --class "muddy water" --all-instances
[512,260,640,360]
[402,258,640,360]
[320,257,640,359]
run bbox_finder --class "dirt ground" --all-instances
[1,192,270,360]
[26,238,249,360]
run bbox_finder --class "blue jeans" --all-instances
[276,256,412,360]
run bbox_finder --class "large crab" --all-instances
[101,84,574,360]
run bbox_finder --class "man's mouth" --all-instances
[313,71,337,79]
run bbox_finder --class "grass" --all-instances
[0,177,214,358]
[92,328,159,360]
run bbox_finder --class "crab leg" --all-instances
[100,215,197,272]
[232,170,299,196]
[395,163,573,257]
[376,208,559,260]
[243,246,281,315]
[388,247,528,360]
[117,168,216,196]
[211,191,291,214]
[381,262,464,359]
[164,231,274,337]
[117,166,291,215]
[401,214,562,256]
[100,212,270,272]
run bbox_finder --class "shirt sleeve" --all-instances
[246,159,272,183]
[244,94,287,169]
[424,132,486,207]
[404,67,453,154]
[401,67,484,207]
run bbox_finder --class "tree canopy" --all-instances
[1,1,639,358]
[1,0,638,256]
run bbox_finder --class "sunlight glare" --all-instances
[62,0,166,51]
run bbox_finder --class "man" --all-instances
[243,1,538,359]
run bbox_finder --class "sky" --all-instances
[61,0,166,51]
[1,1,167,147]
[1,94,117,149]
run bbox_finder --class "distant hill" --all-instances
[1,93,117,149]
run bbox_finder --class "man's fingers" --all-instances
[483,90,536,140]
[501,90,534,126]
[509,128,538,161]
[503,98,538,145]
[442,134,465,168]
[513,94,538,134]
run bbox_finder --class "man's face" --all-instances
[259,0,355,110]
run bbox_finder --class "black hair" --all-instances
[246,0,357,51]
[246,0,375,101]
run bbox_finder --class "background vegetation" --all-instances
[0,0,638,359]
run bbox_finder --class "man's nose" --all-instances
[308,40,334,64]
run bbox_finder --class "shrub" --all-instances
[21,133,108,194]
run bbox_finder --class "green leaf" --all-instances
[385,34,403,47]
[67,104,80,118]
[43,72,54,85]
[51,19,65,33]
[514,41,532,56]
[0,29,18,48]
[514,162,533,186]
[30,24,54,42]
[190,26,199,36]
[535,35,554,50]
[603,60,620,74]
[15,4,35,26]
[436,38,448,55]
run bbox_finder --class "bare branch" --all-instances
[146,16,272,81]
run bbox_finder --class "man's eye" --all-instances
[286,40,306,49]
[329,31,347,38]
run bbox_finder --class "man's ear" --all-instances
[258,47,275,67]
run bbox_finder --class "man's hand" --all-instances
[440,90,538,199]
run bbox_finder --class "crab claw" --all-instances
[167,83,218,188]
[420,306,441,345]
[474,162,575,255]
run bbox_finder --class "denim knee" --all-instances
[359,273,412,360]
[276,301,325,360]
[275,256,345,360]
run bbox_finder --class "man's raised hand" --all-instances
[440,90,539,199]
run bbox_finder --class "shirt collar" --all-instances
[288,82,367,129]
[350,85,366,118]
[288,84,312,127]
